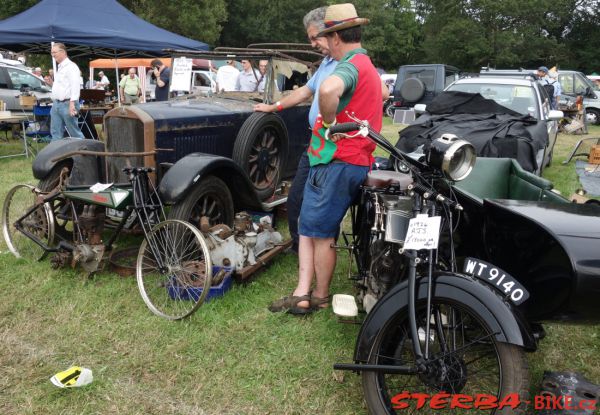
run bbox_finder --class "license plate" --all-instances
[462,257,529,305]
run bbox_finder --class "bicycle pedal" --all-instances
[332,294,358,318]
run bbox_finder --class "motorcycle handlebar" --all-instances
[328,122,361,135]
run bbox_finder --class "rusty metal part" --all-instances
[50,252,71,269]
[234,212,252,235]
[236,239,292,280]
[108,247,139,277]
[179,260,207,287]
[208,224,233,239]
[199,216,211,233]
[79,205,105,244]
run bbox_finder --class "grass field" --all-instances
[0,122,599,414]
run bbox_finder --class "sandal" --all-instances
[268,294,312,315]
[310,294,330,310]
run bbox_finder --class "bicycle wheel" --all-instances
[136,219,212,320]
[362,299,529,414]
[2,184,55,261]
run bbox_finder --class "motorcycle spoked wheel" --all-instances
[362,299,529,414]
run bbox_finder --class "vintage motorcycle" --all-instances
[327,119,600,414]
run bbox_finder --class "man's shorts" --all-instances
[299,162,369,238]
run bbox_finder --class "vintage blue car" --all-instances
[32,48,320,227]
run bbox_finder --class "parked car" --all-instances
[0,62,51,110]
[448,76,562,173]
[32,47,321,228]
[406,76,563,175]
[480,68,600,125]
[391,64,460,122]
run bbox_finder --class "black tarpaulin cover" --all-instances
[396,91,548,172]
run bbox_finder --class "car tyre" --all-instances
[586,108,600,125]
[169,175,234,228]
[233,112,288,200]
[399,78,426,103]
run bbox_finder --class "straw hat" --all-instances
[319,3,369,35]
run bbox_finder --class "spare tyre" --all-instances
[399,78,426,103]
[232,112,288,200]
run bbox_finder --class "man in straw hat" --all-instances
[269,3,383,314]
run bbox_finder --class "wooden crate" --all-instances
[589,145,600,165]
[19,95,36,109]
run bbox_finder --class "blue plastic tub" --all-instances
[168,266,233,302]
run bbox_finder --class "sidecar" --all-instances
[453,157,600,322]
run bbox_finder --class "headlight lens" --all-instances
[426,134,476,181]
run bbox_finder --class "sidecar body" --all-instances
[453,157,600,322]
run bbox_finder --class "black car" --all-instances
[32,47,321,227]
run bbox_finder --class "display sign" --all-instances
[170,57,193,92]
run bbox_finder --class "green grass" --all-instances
[1,124,599,414]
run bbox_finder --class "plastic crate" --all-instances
[168,266,233,302]
[589,145,600,165]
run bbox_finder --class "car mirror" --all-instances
[548,110,563,121]
[414,103,427,113]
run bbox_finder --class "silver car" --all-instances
[445,76,563,174]
[0,63,51,110]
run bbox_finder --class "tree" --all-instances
[218,0,322,47]
[353,0,421,71]
[120,0,227,46]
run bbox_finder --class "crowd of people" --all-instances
[215,58,268,92]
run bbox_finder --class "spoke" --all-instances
[265,134,275,148]
[249,164,258,180]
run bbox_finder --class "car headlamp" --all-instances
[426,133,476,181]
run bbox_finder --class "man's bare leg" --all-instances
[293,235,314,308]
[312,237,336,306]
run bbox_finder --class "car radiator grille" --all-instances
[105,117,146,183]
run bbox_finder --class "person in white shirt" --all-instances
[235,60,261,92]
[50,43,84,140]
[95,71,110,90]
[215,60,239,92]
[257,60,268,93]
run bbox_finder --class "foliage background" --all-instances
[0,0,599,73]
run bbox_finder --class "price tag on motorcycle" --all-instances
[403,214,441,250]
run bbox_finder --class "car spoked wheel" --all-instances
[169,175,234,228]
[362,300,529,414]
[233,113,288,200]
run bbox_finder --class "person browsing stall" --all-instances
[269,3,383,314]
[235,60,261,92]
[49,43,84,140]
[120,67,142,104]
[216,60,239,92]
[254,6,338,254]
[95,71,110,90]
[151,59,171,101]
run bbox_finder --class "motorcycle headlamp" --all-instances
[426,134,476,181]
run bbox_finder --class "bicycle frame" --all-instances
[13,167,166,273]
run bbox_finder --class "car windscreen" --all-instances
[447,83,538,117]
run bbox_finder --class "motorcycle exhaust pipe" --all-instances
[333,363,418,374]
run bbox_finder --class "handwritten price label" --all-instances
[403,214,441,250]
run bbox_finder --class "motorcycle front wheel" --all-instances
[362,299,529,414]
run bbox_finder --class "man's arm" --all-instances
[381,80,390,100]
[254,85,313,112]
[318,75,346,124]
